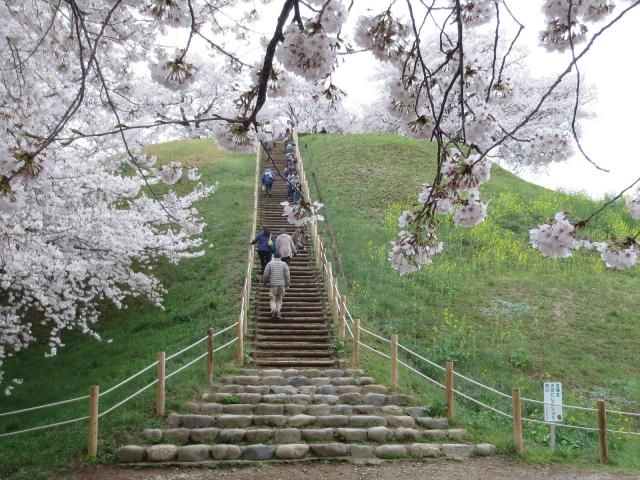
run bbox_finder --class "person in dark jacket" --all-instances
[261,168,275,197]
[251,226,275,273]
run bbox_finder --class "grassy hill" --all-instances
[0,139,254,480]
[301,133,640,468]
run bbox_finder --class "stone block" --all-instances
[210,444,242,460]
[177,444,210,462]
[344,369,364,376]
[217,385,245,393]
[233,375,260,385]
[143,428,162,442]
[167,413,181,428]
[350,445,375,458]
[473,443,497,457]
[408,443,440,458]
[349,415,386,428]
[311,443,349,458]
[147,444,178,462]
[255,403,284,415]
[368,426,392,443]
[284,404,306,415]
[355,377,374,386]
[335,385,360,394]
[245,385,270,395]
[302,369,322,378]
[395,428,421,442]
[262,369,283,377]
[301,428,335,442]
[181,414,214,429]
[245,429,273,443]
[274,428,302,443]
[163,428,190,442]
[288,376,311,386]
[262,376,287,386]
[422,429,447,440]
[330,377,353,386]
[353,405,378,415]
[189,428,219,443]
[387,416,416,428]
[316,415,348,427]
[282,369,300,378]
[313,394,339,405]
[253,415,288,427]
[290,394,312,405]
[404,407,424,417]
[272,385,298,395]
[447,428,470,441]
[338,393,362,405]
[375,444,407,459]
[310,377,331,386]
[440,444,473,458]
[288,414,316,427]
[362,384,387,394]
[316,385,337,395]
[416,417,449,429]
[361,393,385,406]
[276,444,309,460]
[184,401,201,413]
[216,414,253,428]
[381,405,403,415]
[242,444,274,460]
[117,445,145,463]
[306,404,331,416]
[323,369,345,378]
[218,428,246,443]
[336,428,368,442]
[223,404,255,415]
[200,403,223,414]
[237,393,262,404]
[263,394,289,404]
[299,385,317,395]
[332,405,353,415]
[387,394,413,406]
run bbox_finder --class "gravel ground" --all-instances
[66,458,640,480]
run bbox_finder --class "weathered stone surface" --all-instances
[263,376,287,386]
[330,377,353,386]
[440,444,473,458]
[422,429,447,440]
[323,369,345,378]
[362,385,387,394]
[210,444,242,460]
[302,369,322,378]
[350,445,375,458]
[167,413,181,428]
[147,444,178,462]
[355,377,375,386]
[117,445,145,462]
[255,403,284,415]
[387,416,416,428]
[288,376,311,387]
[181,414,214,429]
[242,444,274,461]
[404,407,424,417]
[301,428,335,442]
[332,405,353,415]
[381,405,403,415]
[240,369,261,376]
[288,414,316,427]
[282,369,300,378]
[223,404,255,415]
[276,444,309,460]
[313,394,339,405]
[311,443,349,457]
[263,393,289,404]
[163,428,190,442]
[447,428,470,441]
[375,445,407,459]
[416,417,449,429]
[245,429,273,443]
[368,426,392,443]
[143,428,162,442]
[395,427,421,442]
[245,385,270,395]
[338,393,362,405]
[284,404,306,415]
[335,385,360,394]
[200,403,223,414]
[253,415,288,427]
[361,393,386,406]
[210,393,239,403]
[274,428,302,443]
[218,428,246,443]
[349,415,386,428]
[408,443,440,458]
[316,384,337,395]
[336,428,368,442]
[316,415,348,427]
[299,385,317,395]
[290,394,312,405]
[474,443,497,457]
[388,394,413,406]
[310,377,331,386]
[189,428,219,443]
[272,385,298,395]
[233,375,260,385]
[185,401,201,413]
[306,404,331,416]
[353,405,378,415]
[237,393,262,404]
[216,415,253,428]
[216,384,244,393]
[177,445,210,462]
[344,369,364,376]
[262,369,283,377]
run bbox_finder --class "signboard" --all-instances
[544,382,563,422]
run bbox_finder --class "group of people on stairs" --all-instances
[261,128,301,203]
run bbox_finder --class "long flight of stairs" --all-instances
[252,142,335,368]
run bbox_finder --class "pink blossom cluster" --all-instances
[276,24,337,81]
[280,200,325,226]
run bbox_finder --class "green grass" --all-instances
[303,133,640,470]
[0,139,254,480]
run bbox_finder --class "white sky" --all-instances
[330,2,640,198]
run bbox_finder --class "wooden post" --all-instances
[87,385,99,457]
[391,334,398,390]
[156,352,165,416]
[236,314,244,364]
[598,400,608,464]
[512,387,523,454]
[445,361,454,420]
[339,294,346,340]
[353,319,361,367]
[206,327,214,385]
[327,261,334,304]
[332,284,339,322]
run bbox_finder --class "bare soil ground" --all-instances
[66,458,640,480]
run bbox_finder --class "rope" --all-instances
[522,417,598,433]
[165,334,208,361]
[214,336,238,353]
[0,394,89,417]
[359,326,391,344]
[100,360,159,397]
[397,343,446,371]
[0,415,89,437]
[99,379,158,417]
[452,370,513,400]
[344,319,354,339]
[165,351,209,380]
[359,341,390,359]
[215,322,239,337]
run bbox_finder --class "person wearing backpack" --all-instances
[251,226,276,273]
[261,168,275,197]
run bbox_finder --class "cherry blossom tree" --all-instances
[3,0,640,388]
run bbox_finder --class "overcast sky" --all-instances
[329,2,640,198]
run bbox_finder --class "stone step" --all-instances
[220,374,377,386]
[117,441,496,463]
[255,351,333,359]
[253,359,336,368]
[199,392,413,407]
[255,329,328,335]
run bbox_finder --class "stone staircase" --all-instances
[252,142,334,368]
[117,368,496,464]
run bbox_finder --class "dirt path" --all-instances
[67,458,640,480]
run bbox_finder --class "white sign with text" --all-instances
[544,382,563,422]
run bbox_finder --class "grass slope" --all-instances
[0,139,254,480]
[302,133,640,469]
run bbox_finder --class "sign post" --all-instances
[543,382,563,452]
